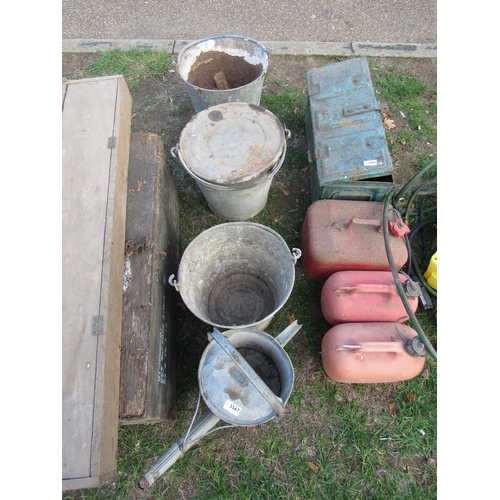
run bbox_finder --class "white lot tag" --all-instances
[363,159,378,166]
[223,399,242,416]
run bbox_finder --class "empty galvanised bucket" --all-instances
[177,34,269,113]
[173,102,289,221]
[169,222,301,330]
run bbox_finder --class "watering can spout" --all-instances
[276,320,302,348]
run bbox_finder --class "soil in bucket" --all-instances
[237,348,282,396]
[187,51,263,90]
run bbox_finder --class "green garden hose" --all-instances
[383,192,438,360]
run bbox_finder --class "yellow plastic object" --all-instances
[424,252,437,290]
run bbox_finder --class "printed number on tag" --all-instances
[364,159,378,166]
[223,400,242,416]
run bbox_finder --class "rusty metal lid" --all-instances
[178,102,285,185]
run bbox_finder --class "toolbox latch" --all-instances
[313,146,328,160]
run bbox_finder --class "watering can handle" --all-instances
[210,328,286,418]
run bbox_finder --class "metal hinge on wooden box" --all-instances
[305,57,393,202]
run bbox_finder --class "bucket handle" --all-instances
[170,145,179,159]
[291,248,302,265]
[168,274,180,291]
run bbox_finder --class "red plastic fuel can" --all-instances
[321,270,419,325]
[301,200,408,282]
[321,322,426,383]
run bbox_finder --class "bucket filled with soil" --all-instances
[177,34,269,113]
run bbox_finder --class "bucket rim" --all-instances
[175,139,287,190]
[175,222,299,330]
[178,34,271,55]
[177,34,270,89]
[181,221,289,252]
[176,102,287,185]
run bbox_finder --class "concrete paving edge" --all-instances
[62,39,437,58]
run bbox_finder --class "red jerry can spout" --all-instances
[389,220,410,237]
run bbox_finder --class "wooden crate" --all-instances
[119,132,179,424]
[62,76,131,491]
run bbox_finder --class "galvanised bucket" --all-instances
[173,102,289,221]
[169,223,301,330]
[177,34,270,113]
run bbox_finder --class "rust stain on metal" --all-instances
[249,103,266,114]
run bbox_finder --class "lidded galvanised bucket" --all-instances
[177,34,269,113]
[169,222,301,331]
[173,102,289,221]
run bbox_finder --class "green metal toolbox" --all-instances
[305,57,393,202]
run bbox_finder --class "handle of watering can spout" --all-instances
[168,274,180,291]
[291,248,302,265]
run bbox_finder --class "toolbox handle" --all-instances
[333,284,398,296]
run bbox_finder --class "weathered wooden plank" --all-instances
[120,132,179,424]
[62,75,131,490]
